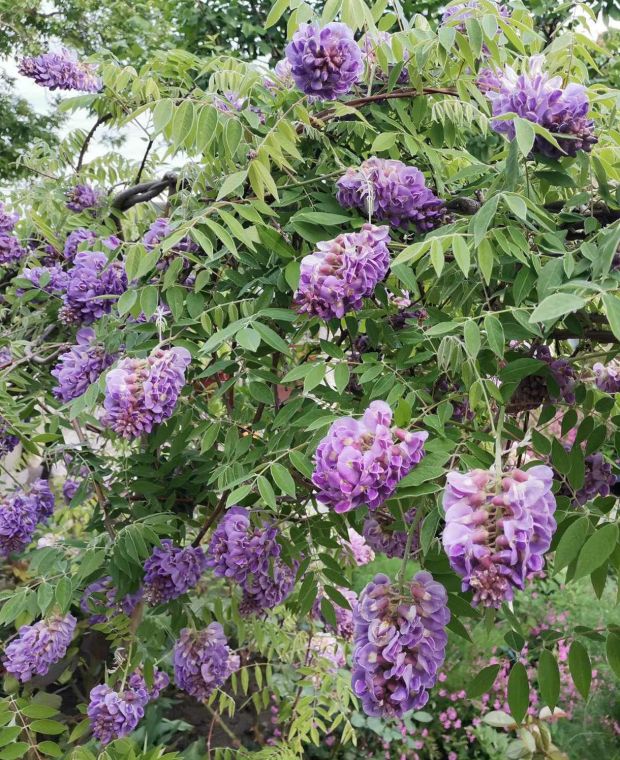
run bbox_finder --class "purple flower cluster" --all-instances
[352,572,449,717]
[66,184,102,213]
[0,480,55,557]
[102,346,191,439]
[593,361,620,393]
[558,450,615,506]
[434,376,474,422]
[206,507,296,614]
[64,228,96,261]
[19,49,100,92]
[51,328,116,402]
[59,251,127,324]
[127,667,170,701]
[340,527,375,566]
[312,586,358,639]
[336,158,445,231]
[308,633,346,678]
[143,540,208,604]
[293,224,390,319]
[363,507,418,559]
[88,684,146,744]
[442,465,557,607]
[173,623,240,700]
[143,217,198,270]
[480,56,597,158]
[21,265,68,293]
[0,417,18,459]
[312,401,427,513]
[3,613,76,682]
[285,22,363,100]
[0,203,25,266]
[80,577,143,623]
[362,32,409,83]
[533,345,576,404]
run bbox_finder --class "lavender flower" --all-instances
[102,347,191,439]
[64,228,97,261]
[0,203,19,232]
[143,540,208,604]
[80,577,142,623]
[59,251,127,324]
[88,684,146,744]
[0,480,54,557]
[312,400,427,513]
[3,614,76,682]
[308,633,346,680]
[352,572,449,717]
[363,507,418,559]
[293,224,390,320]
[0,418,18,458]
[0,233,26,266]
[285,22,363,100]
[127,667,170,700]
[593,361,620,393]
[173,624,240,701]
[508,345,576,412]
[20,265,68,293]
[62,479,79,503]
[19,49,100,92]
[442,465,557,606]
[66,184,102,213]
[52,328,116,402]
[336,158,445,231]
[340,527,375,566]
[143,217,198,270]
[558,450,615,506]
[480,56,597,158]
[206,507,296,613]
[267,59,294,88]
[312,586,357,638]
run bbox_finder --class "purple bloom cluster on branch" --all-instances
[363,507,419,559]
[308,633,346,678]
[51,327,116,402]
[80,577,143,623]
[127,668,170,700]
[558,450,615,506]
[593,361,620,393]
[312,401,427,513]
[102,346,191,439]
[0,202,25,266]
[0,417,18,459]
[336,158,445,231]
[88,681,150,744]
[143,539,208,604]
[479,55,597,158]
[21,265,69,293]
[285,22,363,100]
[64,228,96,261]
[3,613,76,682]
[312,586,358,639]
[0,479,55,557]
[59,251,127,324]
[143,217,199,270]
[352,572,449,717]
[66,184,102,213]
[173,623,240,700]
[19,49,100,92]
[340,527,375,566]
[293,223,390,319]
[206,506,296,614]
[442,465,557,607]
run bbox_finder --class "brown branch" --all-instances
[111,173,180,212]
[76,113,111,172]
[134,139,154,185]
[550,329,618,343]
[192,491,228,547]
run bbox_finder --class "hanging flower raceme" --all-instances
[479,55,597,158]
[285,22,363,100]
[558,450,615,506]
[88,684,147,745]
[127,667,170,700]
[59,251,127,324]
[312,401,427,513]
[362,32,409,83]
[312,586,358,639]
[101,346,191,439]
[206,506,297,614]
[80,577,142,623]
[143,540,208,604]
[336,158,445,231]
[51,328,116,403]
[173,623,240,700]
[0,479,55,557]
[3,613,76,682]
[293,224,390,320]
[352,572,450,717]
[363,507,419,559]
[0,417,18,458]
[20,265,68,294]
[0,203,19,232]
[593,361,620,393]
[143,217,199,271]
[19,49,100,92]
[66,184,102,213]
[0,203,25,266]
[63,228,97,261]
[442,465,557,607]
[340,527,375,566]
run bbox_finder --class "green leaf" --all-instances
[538,650,560,710]
[573,523,618,580]
[477,238,494,285]
[371,132,398,152]
[0,742,29,760]
[21,706,58,720]
[470,194,499,246]
[484,315,505,356]
[554,516,589,572]
[29,721,66,736]
[529,293,586,323]
[171,100,194,150]
[463,320,481,359]
[303,363,325,393]
[467,664,501,698]
[507,662,529,724]
[152,98,174,134]
[0,728,22,748]
[253,322,291,355]
[236,327,261,352]
[265,0,289,28]
[257,475,277,509]
[569,641,591,699]
[216,170,247,201]
[334,363,350,394]
[602,293,620,342]
[452,235,470,277]
[514,118,535,157]
[429,238,444,277]
[270,463,296,498]
[37,742,62,758]
[606,632,620,679]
